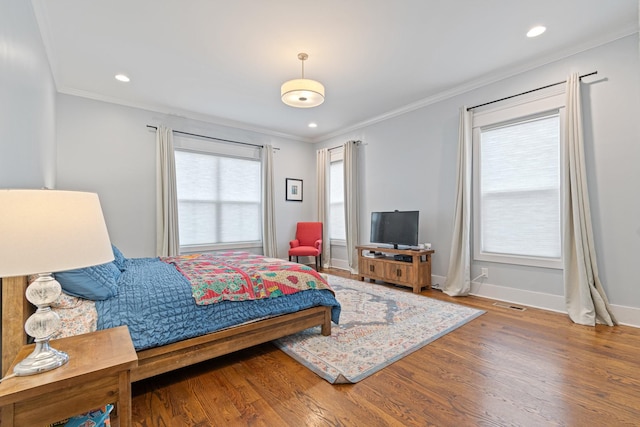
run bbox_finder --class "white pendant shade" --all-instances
[281,78,325,108]
[281,53,325,108]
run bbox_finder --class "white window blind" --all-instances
[329,159,346,240]
[479,114,561,259]
[174,150,261,249]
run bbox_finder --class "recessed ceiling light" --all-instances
[308,122,318,128]
[527,26,546,38]
[115,74,130,82]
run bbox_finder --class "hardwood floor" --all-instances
[131,268,640,426]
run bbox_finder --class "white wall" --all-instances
[319,35,640,325]
[55,94,318,259]
[0,0,56,189]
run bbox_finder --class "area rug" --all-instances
[274,275,485,384]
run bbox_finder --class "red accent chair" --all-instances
[288,222,323,270]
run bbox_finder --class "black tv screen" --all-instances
[370,210,419,249]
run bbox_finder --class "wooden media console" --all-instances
[356,245,434,293]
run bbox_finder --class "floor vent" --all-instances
[492,302,527,311]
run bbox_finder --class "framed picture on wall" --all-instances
[285,178,303,202]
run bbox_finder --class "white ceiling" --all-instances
[31,0,638,142]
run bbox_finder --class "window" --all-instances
[173,136,262,252]
[473,92,564,268]
[329,151,346,242]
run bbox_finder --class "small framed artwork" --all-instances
[285,178,303,202]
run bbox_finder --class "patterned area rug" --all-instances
[274,274,485,384]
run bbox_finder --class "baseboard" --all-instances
[430,275,447,290]
[609,304,640,328]
[431,275,639,328]
[469,279,566,314]
[329,258,351,271]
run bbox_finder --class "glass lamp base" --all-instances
[13,341,69,376]
[15,273,69,376]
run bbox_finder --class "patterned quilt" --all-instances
[162,252,333,305]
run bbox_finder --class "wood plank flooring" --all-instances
[131,269,640,426]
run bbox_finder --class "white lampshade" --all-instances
[281,52,325,108]
[0,189,114,277]
[281,78,325,108]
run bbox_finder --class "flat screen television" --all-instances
[370,210,419,249]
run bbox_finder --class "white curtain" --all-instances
[563,73,616,326]
[156,125,180,256]
[344,140,359,273]
[261,144,278,257]
[444,107,472,296]
[316,148,330,267]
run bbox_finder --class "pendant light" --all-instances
[281,53,325,108]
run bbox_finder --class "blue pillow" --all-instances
[111,244,127,271]
[55,262,120,301]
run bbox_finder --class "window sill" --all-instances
[474,251,562,270]
[180,241,262,254]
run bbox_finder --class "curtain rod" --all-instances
[328,140,363,151]
[467,71,598,111]
[146,125,278,150]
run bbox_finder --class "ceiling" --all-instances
[31,0,638,142]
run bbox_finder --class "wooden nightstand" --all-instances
[0,325,137,427]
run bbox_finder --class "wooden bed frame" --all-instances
[1,276,332,381]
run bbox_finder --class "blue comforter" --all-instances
[96,257,341,350]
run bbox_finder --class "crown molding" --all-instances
[313,26,639,143]
[56,86,314,143]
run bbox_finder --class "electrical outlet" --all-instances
[481,268,489,278]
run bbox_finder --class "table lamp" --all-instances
[0,189,114,376]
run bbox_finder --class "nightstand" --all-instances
[0,325,137,427]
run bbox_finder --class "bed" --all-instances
[1,249,341,381]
